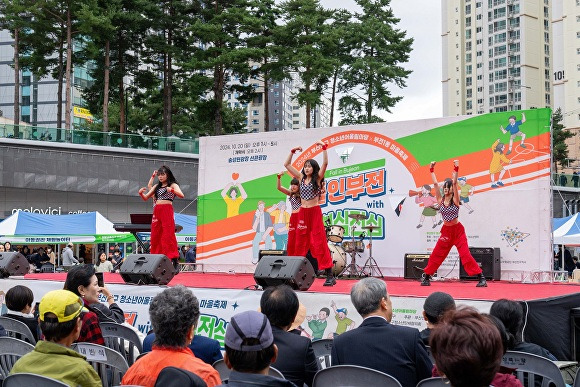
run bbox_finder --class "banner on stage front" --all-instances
[197,109,552,279]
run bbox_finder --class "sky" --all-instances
[319,0,443,123]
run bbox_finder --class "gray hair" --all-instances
[350,277,388,317]
[150,285,200,348]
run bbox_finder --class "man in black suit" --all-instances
[260,285,318,386]
[331,277,432,387]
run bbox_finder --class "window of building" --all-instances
[274,83,280,88]
[466,29,472,39]
[252,119,259,125]
[545,94,550,104]
[467,89,473,98]
[274,118,280,124]
[466,4,471,13]
[252,110,259,116]
[293,120,299,125]
[466,101,473,110]
[466,17,472,27]
[274,100,280,106]
[466,53,472,62]
[544,32,549,43]
[466,42,472,51]
[466,65,472,75]
[274,91,280,97]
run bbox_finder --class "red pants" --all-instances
[294,206,332,270]
[424,222,482,276]
[286,212,299,256]
[150,203,179,259]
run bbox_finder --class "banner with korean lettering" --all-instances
[197,109,552,279]
[0,278,493,347]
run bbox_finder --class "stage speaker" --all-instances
[460,247,501,280]
[0,252,29,278]
[258,249,286,262]
[254,256,315,291]
[404,253,436,279]
[120,254,175,285]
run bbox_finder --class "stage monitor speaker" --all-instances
[258,249,286,262]
[404,253,436,279]
[0,252,28,278]
[460,247,501,280]
[254,256,315,291]
[120,254,175,285]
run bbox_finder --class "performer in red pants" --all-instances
[139,166,184,268]
[421,160,487,287]
[276,173,301,255]
[284,140,335,286]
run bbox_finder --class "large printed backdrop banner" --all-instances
[197,109,552,279]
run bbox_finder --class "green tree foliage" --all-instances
[552,108,574,173]
[278,0,334,128]
[339,0,413,124]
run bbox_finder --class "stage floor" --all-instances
[23,272,580,302]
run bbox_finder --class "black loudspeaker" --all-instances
[460,247,501,280]
[254,256,315,291]
[120,254,175,285]
[404,253,435,279]
[0,252,29,278]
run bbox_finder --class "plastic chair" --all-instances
[71,342,129,387]
[0,316,37,344]
[574,366,580,387]
[312,365,402,387]
[501,350,566,387]
[417,377,448,387]
[3,372,69,387]
[99,322,143,366]
[312,339,333,369]
[424,345,435,365]
[269,366,285,379]
[0,337,35,380]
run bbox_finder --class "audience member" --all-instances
[9,289,101,387]
[485,315,524,387]
[63,265,105,344]
[430,307,503,387]
[95,252,114,273]
[143,331,223,365]
[0,244,4,252]
[4,285,40,341]
[46,246,56,265]
[62,242,79,266]
[221,310,297,387]
[260,285,318,387]
[331,277,432,387]
[489,299,557,360]
[122,285,221,387]
[564,248,576,276]
[420,291,456,345]
[4,241,13,252]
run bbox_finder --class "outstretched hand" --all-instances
[430,161,436,169]
[291,146,303,153]
[454,160,459,167]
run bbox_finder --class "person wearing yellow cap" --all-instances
[10,289,101,387]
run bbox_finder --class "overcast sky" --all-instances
[319,0,443,123]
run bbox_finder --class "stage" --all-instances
[3,272,580,361]
[22,271,580,301]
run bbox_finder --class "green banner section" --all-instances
[396,108,551,166]
[199,174,289,225]
[326,159,386,178]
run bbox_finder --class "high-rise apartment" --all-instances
[442,0,552,116]
[552,1,580,144]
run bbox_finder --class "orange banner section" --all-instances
[292,132,421,175]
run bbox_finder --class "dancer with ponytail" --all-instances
[138,165,184,268]
[421,160,487,287]
[284,140,335,286]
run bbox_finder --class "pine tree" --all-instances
[339,0,412,123]
[552,108,574,173]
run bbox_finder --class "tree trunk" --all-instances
[13,28,20,138]
[167,50,173,136]
[213,64,224,135]
[118,34,125,134]
[263,66,269,132]
[64,8,72,131]
[57,36,64,131]
[330,67,338,127]
[103,40,110,132]
[163,50,168,136]
[366,48,374,122]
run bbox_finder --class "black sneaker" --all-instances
[323,276,336,286]
[476,274,488,287]
[421,274,431,286]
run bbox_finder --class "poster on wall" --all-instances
[197,109,552,279]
